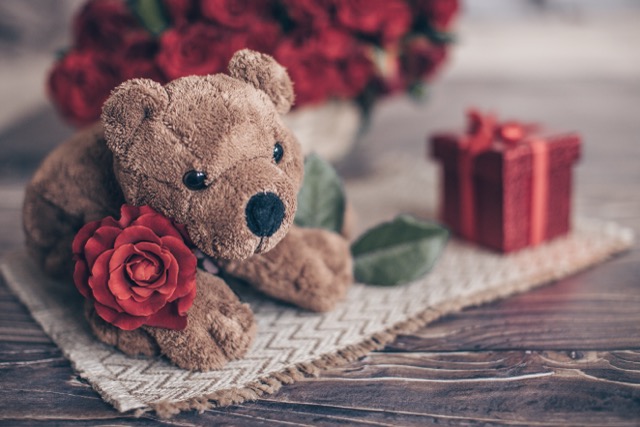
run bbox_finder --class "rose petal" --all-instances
[155,255,178,296]
[113,225,162,247]
[129,242,171,289]
[125,254,145,279]
[108,264,135,300]
[72,220,101,256]
[93,301,120,323]
[118,204,145,227]
[132,241,165,262]
[162,236,197,299]
[176,287,196,316]
[161,235,196,265]
[131,285,155,298]
[108,243,136,274]
[174,265,197,302]
[133,213,183,240]
[143,268,168,290]
[125,249,163,284]
[174,222,194,246]
[88,249,121,311]
[84,225,121,268]
[129,257,161,283]
[145,303,188,330]
[117,291,168,317]
[100,216,120,228]
[73,260,91,299]
[171,267,196,301]
[129,291,153,303]
[94,302,148,331]
[162,236,197,272]
[137,205,157,216]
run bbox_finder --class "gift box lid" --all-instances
[429,131,581,182]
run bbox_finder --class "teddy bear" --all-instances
[22,49,353,371]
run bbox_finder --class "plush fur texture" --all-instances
[23,50,353,371]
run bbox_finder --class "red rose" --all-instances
[163,0,196,26]
[48,50,119,127]
[73,0,141,52]
[280,0,332,28]
[244,18,282,54]
[400,36,447,84]
[119,61,165,85]
[315,28,376,97]
[156,23,245,80]
[115,32,166,83]
[275,33,341,106]
[415,0,460,31]
[314,27,354,61]
[200,0,274,29]
[338,46,376,98]
[335,0,411,46]
[72,205,197,331]
[275,28,376,106]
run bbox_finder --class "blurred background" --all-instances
[1,0,639,241]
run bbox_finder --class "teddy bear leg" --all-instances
[85,301,159,357]
[221,226,353,312]
[143,270,256,371]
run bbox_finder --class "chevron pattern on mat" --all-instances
[0,219,633,414]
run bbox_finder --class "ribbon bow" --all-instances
[464,109,539,151]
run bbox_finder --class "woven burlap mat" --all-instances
[1,218,633,417]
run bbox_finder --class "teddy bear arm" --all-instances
[142,270,256,371]
[221,226,353,312]
[23,125,125,278]
[23,184,85,279]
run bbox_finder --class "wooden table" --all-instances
[1,75,639,425]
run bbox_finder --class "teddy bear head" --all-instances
[101,49,303,260]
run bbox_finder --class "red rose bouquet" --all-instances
[72,204,197,330]
[48,0,459,126]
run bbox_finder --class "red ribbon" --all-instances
[458,110,549,246]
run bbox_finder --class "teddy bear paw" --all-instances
[85,301,160,357]
[291,229,354,312]
[144,271,256,371]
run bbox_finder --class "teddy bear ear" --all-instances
[101,79,169,157]
[228,49,295,115]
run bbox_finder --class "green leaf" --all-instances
[54,47,70,61]
[408,82,430,102]
[294,154,345,233]
[128,0,169,36]
[422,25,457,45]
[351,215,449,286]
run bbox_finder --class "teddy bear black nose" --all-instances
[245,192,285,237]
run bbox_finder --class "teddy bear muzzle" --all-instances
[245,192,285,238]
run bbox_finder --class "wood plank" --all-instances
[2,345,638,425]
[387,249,640,353]
[242,350,640,426]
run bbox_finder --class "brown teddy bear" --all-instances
[22,49,353,371]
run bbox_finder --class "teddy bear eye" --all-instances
[273,142,284,163]
[183,170,208,191]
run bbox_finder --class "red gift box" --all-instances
[429,110,581,253]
